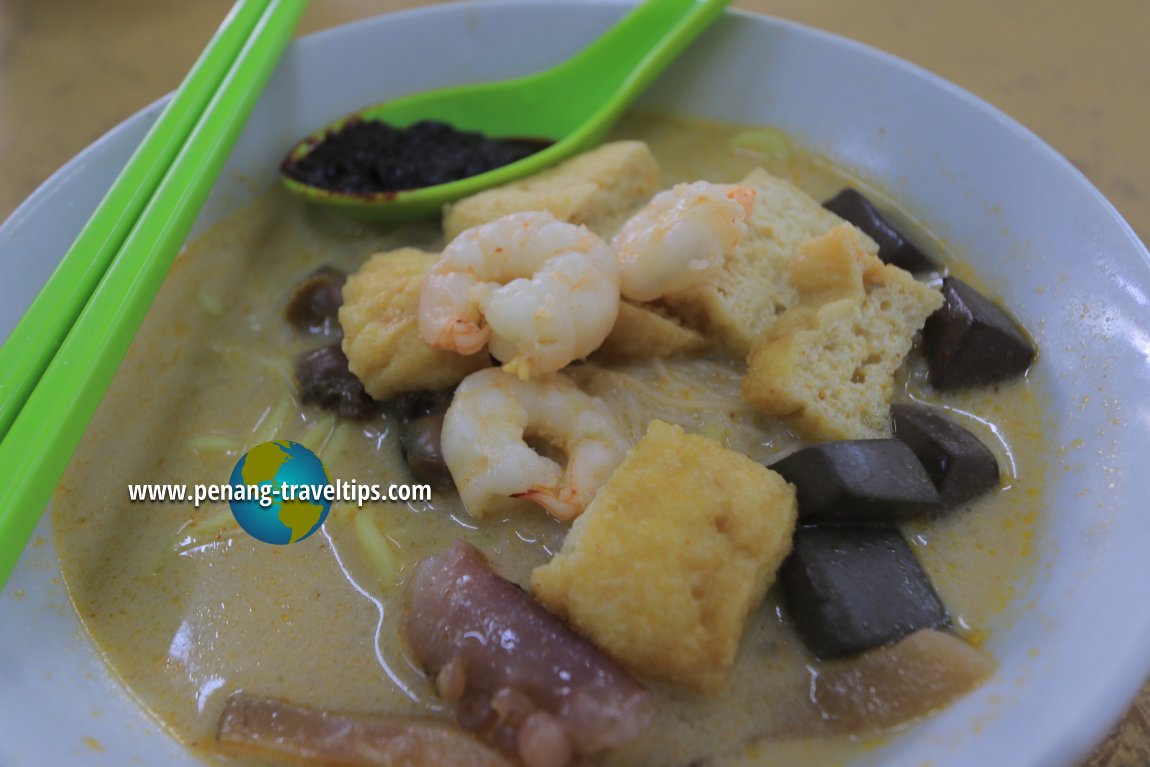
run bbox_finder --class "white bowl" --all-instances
[2,2,1149,765]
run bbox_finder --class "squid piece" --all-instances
[811,629,995,732]
[215,692,512,767]
[405,541,654,767]
[768,629,994,738]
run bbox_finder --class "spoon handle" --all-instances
[553,0,733,105]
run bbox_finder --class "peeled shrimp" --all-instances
[440,368,628,521]
[611,181,756,302]
[419,212,620,379]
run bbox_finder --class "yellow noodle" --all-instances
[211,345,295,388]
[187,434,242,456]
[175,506,240,551]
[249,393,296,448]
[195,291,224,317]
[354,509,401,589]
[321,422,356,462]
[298,414,336,453]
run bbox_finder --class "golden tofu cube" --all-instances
[531,420,797,691]
[662,168,880,356]
[443,141,662,240]
[340,248,489,401]
[594,300,708,362]
[741,225,943,439]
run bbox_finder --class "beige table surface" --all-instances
[1,1,1147,764]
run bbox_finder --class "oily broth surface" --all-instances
[54,112,1043,765]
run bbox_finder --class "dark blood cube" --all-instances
[769,440,940,524]
[891,404,1000,508]
[822,188,937,273]
[782,525,950,658]
[923,277,1036,390]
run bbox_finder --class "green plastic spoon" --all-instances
[281,0,732,222]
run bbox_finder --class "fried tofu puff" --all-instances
[532,420,797,692]
[340,248,490,401]
[741,225,943,440]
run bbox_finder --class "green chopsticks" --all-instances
[0,0,269,439]
[0,0,307,588]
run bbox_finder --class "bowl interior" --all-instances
[2,2,1149,765]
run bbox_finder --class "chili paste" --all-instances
[282,118,548,195]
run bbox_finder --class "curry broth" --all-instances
[54,112,1044,766]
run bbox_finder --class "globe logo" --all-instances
[228,440,332,544]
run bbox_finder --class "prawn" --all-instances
[419,211,620,379]
[440,368,629,522]
[611,181,756,302]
